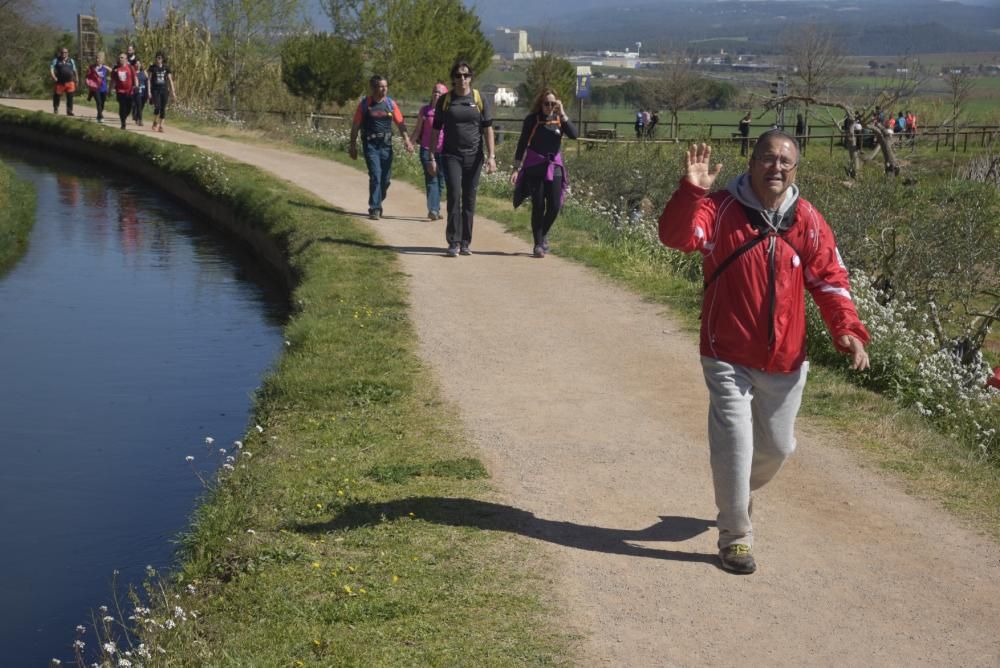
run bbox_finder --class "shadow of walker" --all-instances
[292,496,718,565]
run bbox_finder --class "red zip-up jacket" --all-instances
[110,64,137,96]
[659,178,869,373]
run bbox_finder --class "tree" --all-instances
[942,68,976,135]
[280,33,363,115]
[645,54,703,139]
[131,4,219,110]
[199,0,303,115]
[519,53,574,107]
[0,0,60,96]
[322,0,492,96]
[783,24,845,151]
[764,57,924,178]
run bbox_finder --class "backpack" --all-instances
[441,89,484,114]
[526,113,561,148]
[360,95,395,117]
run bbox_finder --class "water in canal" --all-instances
[0,144,289,664]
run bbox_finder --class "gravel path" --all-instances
[8,101,999,666]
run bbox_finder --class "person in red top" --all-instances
[110,53,138,130]
[658,131,870,574]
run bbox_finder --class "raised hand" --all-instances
[685,143,722,190]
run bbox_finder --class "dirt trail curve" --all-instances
[6,101,999,666]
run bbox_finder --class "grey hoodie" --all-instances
[726,173,799,232]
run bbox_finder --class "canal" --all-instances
[0,144,288,664]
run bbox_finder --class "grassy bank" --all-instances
[0,157,36,274]
[0,108,572,666]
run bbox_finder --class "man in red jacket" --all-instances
[658,131,870,574]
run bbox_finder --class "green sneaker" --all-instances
[719,544,756,574]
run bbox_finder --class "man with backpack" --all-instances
[658,132,870,575]
[349,75,414,220]
[50,47,78,116]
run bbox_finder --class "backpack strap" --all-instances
[442,90,483,114]
[525,113,561,148]
[704,200,800,289]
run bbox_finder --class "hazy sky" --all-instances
[33,0,1000,35]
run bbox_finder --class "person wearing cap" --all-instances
[410,82,449,220]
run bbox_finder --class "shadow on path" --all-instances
[315,237,530,258]
[292,496,718,565]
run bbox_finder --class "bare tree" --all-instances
[646,51,703,139]
[942,67,976,135]
[782,24,845,144]
[763,57,924,177]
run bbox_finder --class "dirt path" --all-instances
[8,101,999,666]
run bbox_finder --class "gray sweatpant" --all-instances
[700,356,809,549]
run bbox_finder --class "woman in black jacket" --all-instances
[510,88,578,257]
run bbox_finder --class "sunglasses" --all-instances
[454,72,472,79]
[542,101,556,106]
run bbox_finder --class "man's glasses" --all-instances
[754,155,798,170]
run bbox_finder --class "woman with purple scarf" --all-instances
[510,88,578,257]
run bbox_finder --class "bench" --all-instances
[585,128,617,141]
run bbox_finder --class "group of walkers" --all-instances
[351,69,871,573]
[350,60,576,258]
[50,47,874,576]
[50,46,176,132]
[634,109,660,139]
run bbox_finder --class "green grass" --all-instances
[0,107,574,666]
[0,158,36,275]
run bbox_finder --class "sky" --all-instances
[32,0,1000,35]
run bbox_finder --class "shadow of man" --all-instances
[292,496,717,565]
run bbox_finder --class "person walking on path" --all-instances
[657,132,870,575]
[148,52,177,133]
[131,59,149,126]
[349,75,414,220]
[410,82,448,221]
[50,47,78,116]
[110,53,137,130]
[795,113,806,150]
[85,52,110,124]
[431,60,496,257]
[738,112,751,156]
[510,87,578,258]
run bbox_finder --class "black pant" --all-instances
[94,91,107,120]
[53,89,74,114]
[151,88,169,118]
[524,164,563,246]
[441,152,483,246]
[117,93,133,126]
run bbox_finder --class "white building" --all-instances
[481,85,519,108]
[493,27,533,60]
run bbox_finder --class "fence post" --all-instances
[963,132,969,152]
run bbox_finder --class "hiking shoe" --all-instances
[369,209,380,220]
[719,544,756,574]
[459,243,471,256]
[542,236,550,252]
[66,111,74,116]
[446,243,459,257]
[533,245,545,258]
[428,210,438,221]
[121,122,126,129]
